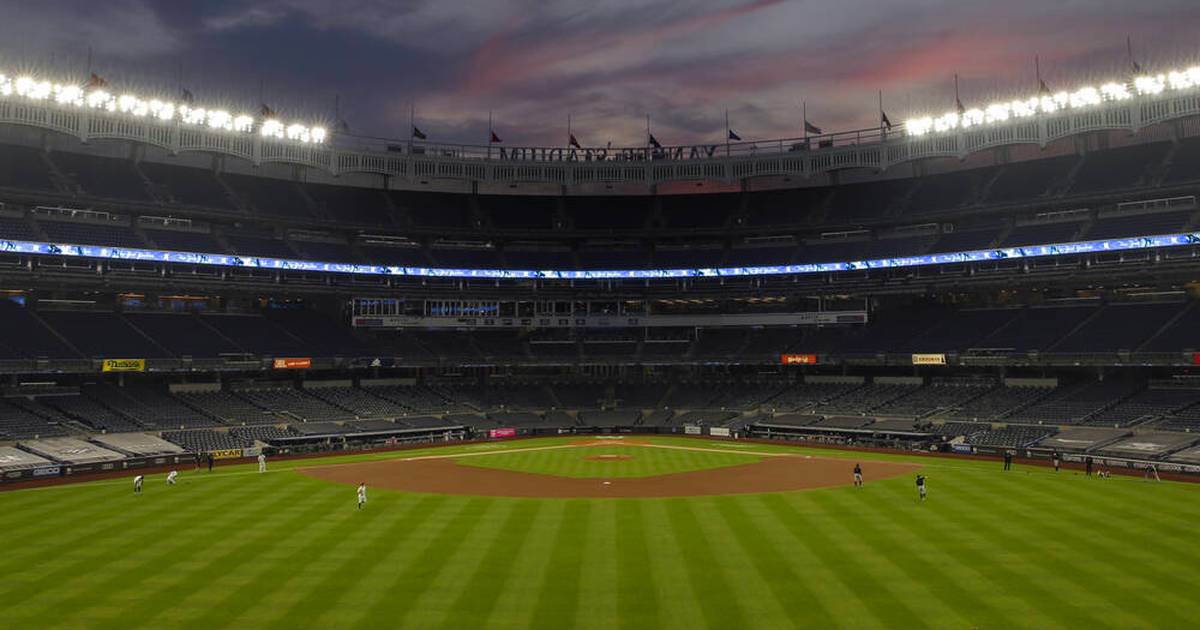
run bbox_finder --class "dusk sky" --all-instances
[2,0,1199,147]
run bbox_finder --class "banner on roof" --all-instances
[272,357,312,370]
[101,359,145,372]
[911,353,947,365]
[781,353,818,365]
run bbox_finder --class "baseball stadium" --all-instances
[3,2,1200,628]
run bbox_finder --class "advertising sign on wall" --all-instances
[489,428,517,439]
[780,353,818,365]
[912,353,947,365]
[101,359,146,372]
[272,357,313,370]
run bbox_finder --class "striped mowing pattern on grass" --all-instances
[456,444,762,478]
[1,436,1199,629]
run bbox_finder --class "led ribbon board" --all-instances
[0,233,1194,280]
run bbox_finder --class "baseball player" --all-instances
[853,463,863,488]
[258,452,267,474]
[133,474,144,495]
[915,474,927,501]
[1052,450,1060,472]
[357,483,367,510]
[166,470,178,486]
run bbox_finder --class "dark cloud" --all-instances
[0,0,1197,146]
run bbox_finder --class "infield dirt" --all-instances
[299,442,920,498]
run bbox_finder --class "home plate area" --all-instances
[299,440,918,498]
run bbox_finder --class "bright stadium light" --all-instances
[260,119,284,139]
[905,64,1200,137]
[0,66,328,144]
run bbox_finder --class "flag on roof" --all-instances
[648,133,662,149]
[804,120,822,135]
[260,103,276,118]
[490,130,502,143]
[568,133,581,149]
[1038,78,1051,96]
[955,97,966,115]
[727,129,742,141]
[881,111,892,130]
[180,88,194,104]
[411,126,427,140]
[87,73,107,88]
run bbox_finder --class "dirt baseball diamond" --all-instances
[299,443,920,498]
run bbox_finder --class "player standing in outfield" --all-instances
[853,463,863,488]
[133,474,144,495]
[915,474,927,501]
[1052,450,1061,472]
[1003,450,1013,471]
[357,483,367,510]
[258,452,267,474]
[166,470,178,486]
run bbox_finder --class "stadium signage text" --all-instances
[497,145,720,162]
[781,353,818,365]
[912,353,947,365]
[272,357,312,370]
[2,232,1198,281]
[210,449,244,460]
[101,359,146,372]
[489,428,517,439]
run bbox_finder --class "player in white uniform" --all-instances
[357,483,367,510]
[133,475,144,495]
[257,453,266,474]
[166,470,178,485]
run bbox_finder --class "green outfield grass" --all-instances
[458,443,762,477]
[2,436,1199,629]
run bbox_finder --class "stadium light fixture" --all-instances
[905,65,1200,137]
[0,69,327,144]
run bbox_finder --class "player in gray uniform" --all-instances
[357,483,367,510]
[133,475,144,495]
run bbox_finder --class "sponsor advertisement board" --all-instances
[780,353,818,365]
[489,428,517,439]
[1193,352,1200,365]
[709,427,731,437]
[102,358,146,372]
[32,466,61,477]
[210,448,244,460]
[272,357,313,370]
[684,425,703,435]
[912,353,947,365]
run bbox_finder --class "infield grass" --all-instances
[2,436,1199,629]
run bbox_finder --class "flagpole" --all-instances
[646,114,652,161]
[1035,55,1042,89]
[725,109,730,157]
[408,101,415,155]
[568,113,572,148]
[802,100,808,145]
[488,110,493,160]
[878,90,885,141]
